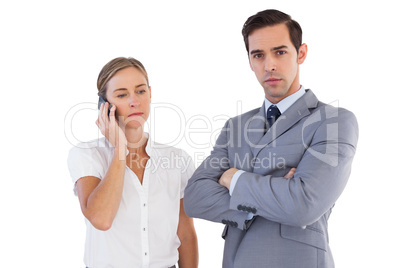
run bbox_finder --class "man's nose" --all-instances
[264,58,277,72]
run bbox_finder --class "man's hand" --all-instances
[284,167,297,179]
[218,168,239,189]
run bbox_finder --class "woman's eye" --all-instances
[117,94,126,98]
[138,90,146,94]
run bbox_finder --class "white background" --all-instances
[1,0,401,267]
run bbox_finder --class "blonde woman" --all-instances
[68,57,198,268]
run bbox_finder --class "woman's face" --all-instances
[105,67,151,130]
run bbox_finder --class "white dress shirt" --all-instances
[229,86,306,199]
[67,134,194,268]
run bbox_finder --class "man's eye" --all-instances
[277,51,286,55]
[253,54,263,59]
[138,90,146,94]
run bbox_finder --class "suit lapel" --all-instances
[245,104,267,155]
[251,90,319,157]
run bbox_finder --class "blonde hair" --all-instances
[97,57,149,99]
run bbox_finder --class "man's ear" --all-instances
[249,58,254,71]
[149,86,152,98]
[297,43,308,64]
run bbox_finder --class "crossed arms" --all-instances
[184,107,358,229]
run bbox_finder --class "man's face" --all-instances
[248,23,307,104]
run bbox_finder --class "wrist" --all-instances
[229,170,245,195]
[220,168,239,189]
[114,145,127,161]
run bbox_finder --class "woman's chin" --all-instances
[124,121,146,130]
[118,116,147,130]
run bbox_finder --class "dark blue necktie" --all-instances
[266,105,281,129]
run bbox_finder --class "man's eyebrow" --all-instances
[250,49,264,55]
[271,45,288,51]
[250,46,288,55]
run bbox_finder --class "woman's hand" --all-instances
[96,102,127,151]
[76,103,127,231]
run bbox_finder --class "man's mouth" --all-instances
[265,78,282,85]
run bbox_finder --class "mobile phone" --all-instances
[98,96,112,116]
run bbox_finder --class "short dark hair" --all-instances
[242,9,302,54]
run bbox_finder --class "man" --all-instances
[184,9,358,268]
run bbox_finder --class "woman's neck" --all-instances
[125,128,148,155]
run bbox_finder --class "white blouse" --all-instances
[67,134,194,268]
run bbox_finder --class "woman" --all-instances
[67,57,198,268]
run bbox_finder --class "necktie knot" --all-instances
[267,105,281,128]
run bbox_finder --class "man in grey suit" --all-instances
[184,9,359,268]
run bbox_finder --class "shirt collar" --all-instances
[124,132,154,157]
[144,132,154,156]
[264,85,306,114]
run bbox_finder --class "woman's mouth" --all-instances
[128,112,144,117]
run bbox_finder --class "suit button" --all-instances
[251,208,257,214]
[233,222,238,228]
[245,207,251,212]
[237,205,243,211]
[222,219,227,224]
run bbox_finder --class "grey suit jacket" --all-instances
[184,89,359,268]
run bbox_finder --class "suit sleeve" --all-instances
[184,120,249,230]
[229,108,359,227]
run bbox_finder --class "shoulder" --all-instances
[147,140,192,160]
[310,101,359,146]
[230,107,261,123]
[314,101,358,124]
[68,137,113,162]
[303,89,357,123]
[217,107,261,130]
[148,141,194,174]
[67,137,112,183]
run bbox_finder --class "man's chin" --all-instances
[264,88,288,102]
